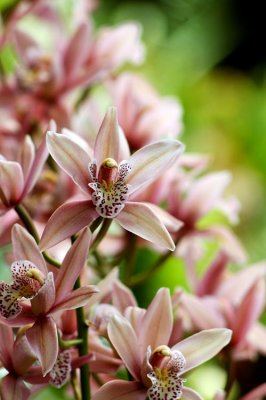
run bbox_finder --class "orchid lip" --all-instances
[88,159,132,218]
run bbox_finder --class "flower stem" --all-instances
[75,276,91,400]
[14,204,39,242]
[14,203,61,268]
[90,218,112,252]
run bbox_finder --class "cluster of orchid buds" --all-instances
[0,1,265,400]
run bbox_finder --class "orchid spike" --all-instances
[40,107,184,250]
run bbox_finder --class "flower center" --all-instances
[88,158,131,218]
[0,261,45,319]
[147,346,186,400]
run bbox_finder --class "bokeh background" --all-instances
[93,0,266,263]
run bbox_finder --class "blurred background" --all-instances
[93,0,266,262]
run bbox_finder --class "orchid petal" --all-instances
[180,292,225,329]
[126,139,184,196]
[172,328,232,374]
[12,224,47,275]
[21,134,49,198]
[86,267,119,308]
[39,199,98,250]
[51,285,98,313]
[117,202,175,250]
[31,272,56,315]
[0,324,13,369]
[0,375,31,400]
[63,22,91,80]
[18,135,34,183]
[47,130,91,193]
[26,316,58,376]
[232,280,265,346]
[92,380,146,400]
[216,261,266,304]
[61,128,93,157]
[142,203,183,232]
[55,229,91,302]
[247,323,266,355]
[140,288,173,353]
[108,314,142,381]
[94,107,127,167]
[12,335,36,375]
[0,160,24,204]
[182,386,204,400]
[181,172,231,219]
[112,281,137,313]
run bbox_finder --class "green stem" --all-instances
[14,204,39,243]
[90,218,112,252]
[14,204,61,268]
[123,232,137,284]
[74,277,91,400]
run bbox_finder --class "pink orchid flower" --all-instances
[0,135,48,214]
[92,288,232,400]
[39,107,184,251]
[0,224,98,376]
[0,323,94,399]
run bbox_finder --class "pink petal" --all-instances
[55,228,91,302]
[126,139,184,196]
[92,380,146,400]
[63,22,91,80]
[140,288,173,354]
[12,224,47,275]
[39,199,98,250]
[182,387,204,400]
[0,160,24,204]
[216,261,266,304]
[94,107,127,167]
[51,285,98,313]
[12,28,38,62]
[26,316,58,376]
[108,314,142,381]
[172,328,232,374]
[21,134,48,198]
[247,323,266,355]
[117,202,175,250]
[12,335,36,375]
[232,280,265,346]
[31,272,56,315]
[141,203,183,232]
[181,172,231,220]
[0,324,13,369]
[0,375,31,400]
[180,292,225,330]
[17,135,34,183]
[47,130,91,193]
[112,281,137,313]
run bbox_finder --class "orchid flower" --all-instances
[92,288,232,400]
[0,323,95,398]
[0,135,48,214]
[0,224,98,375]
[39,107,184,251]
